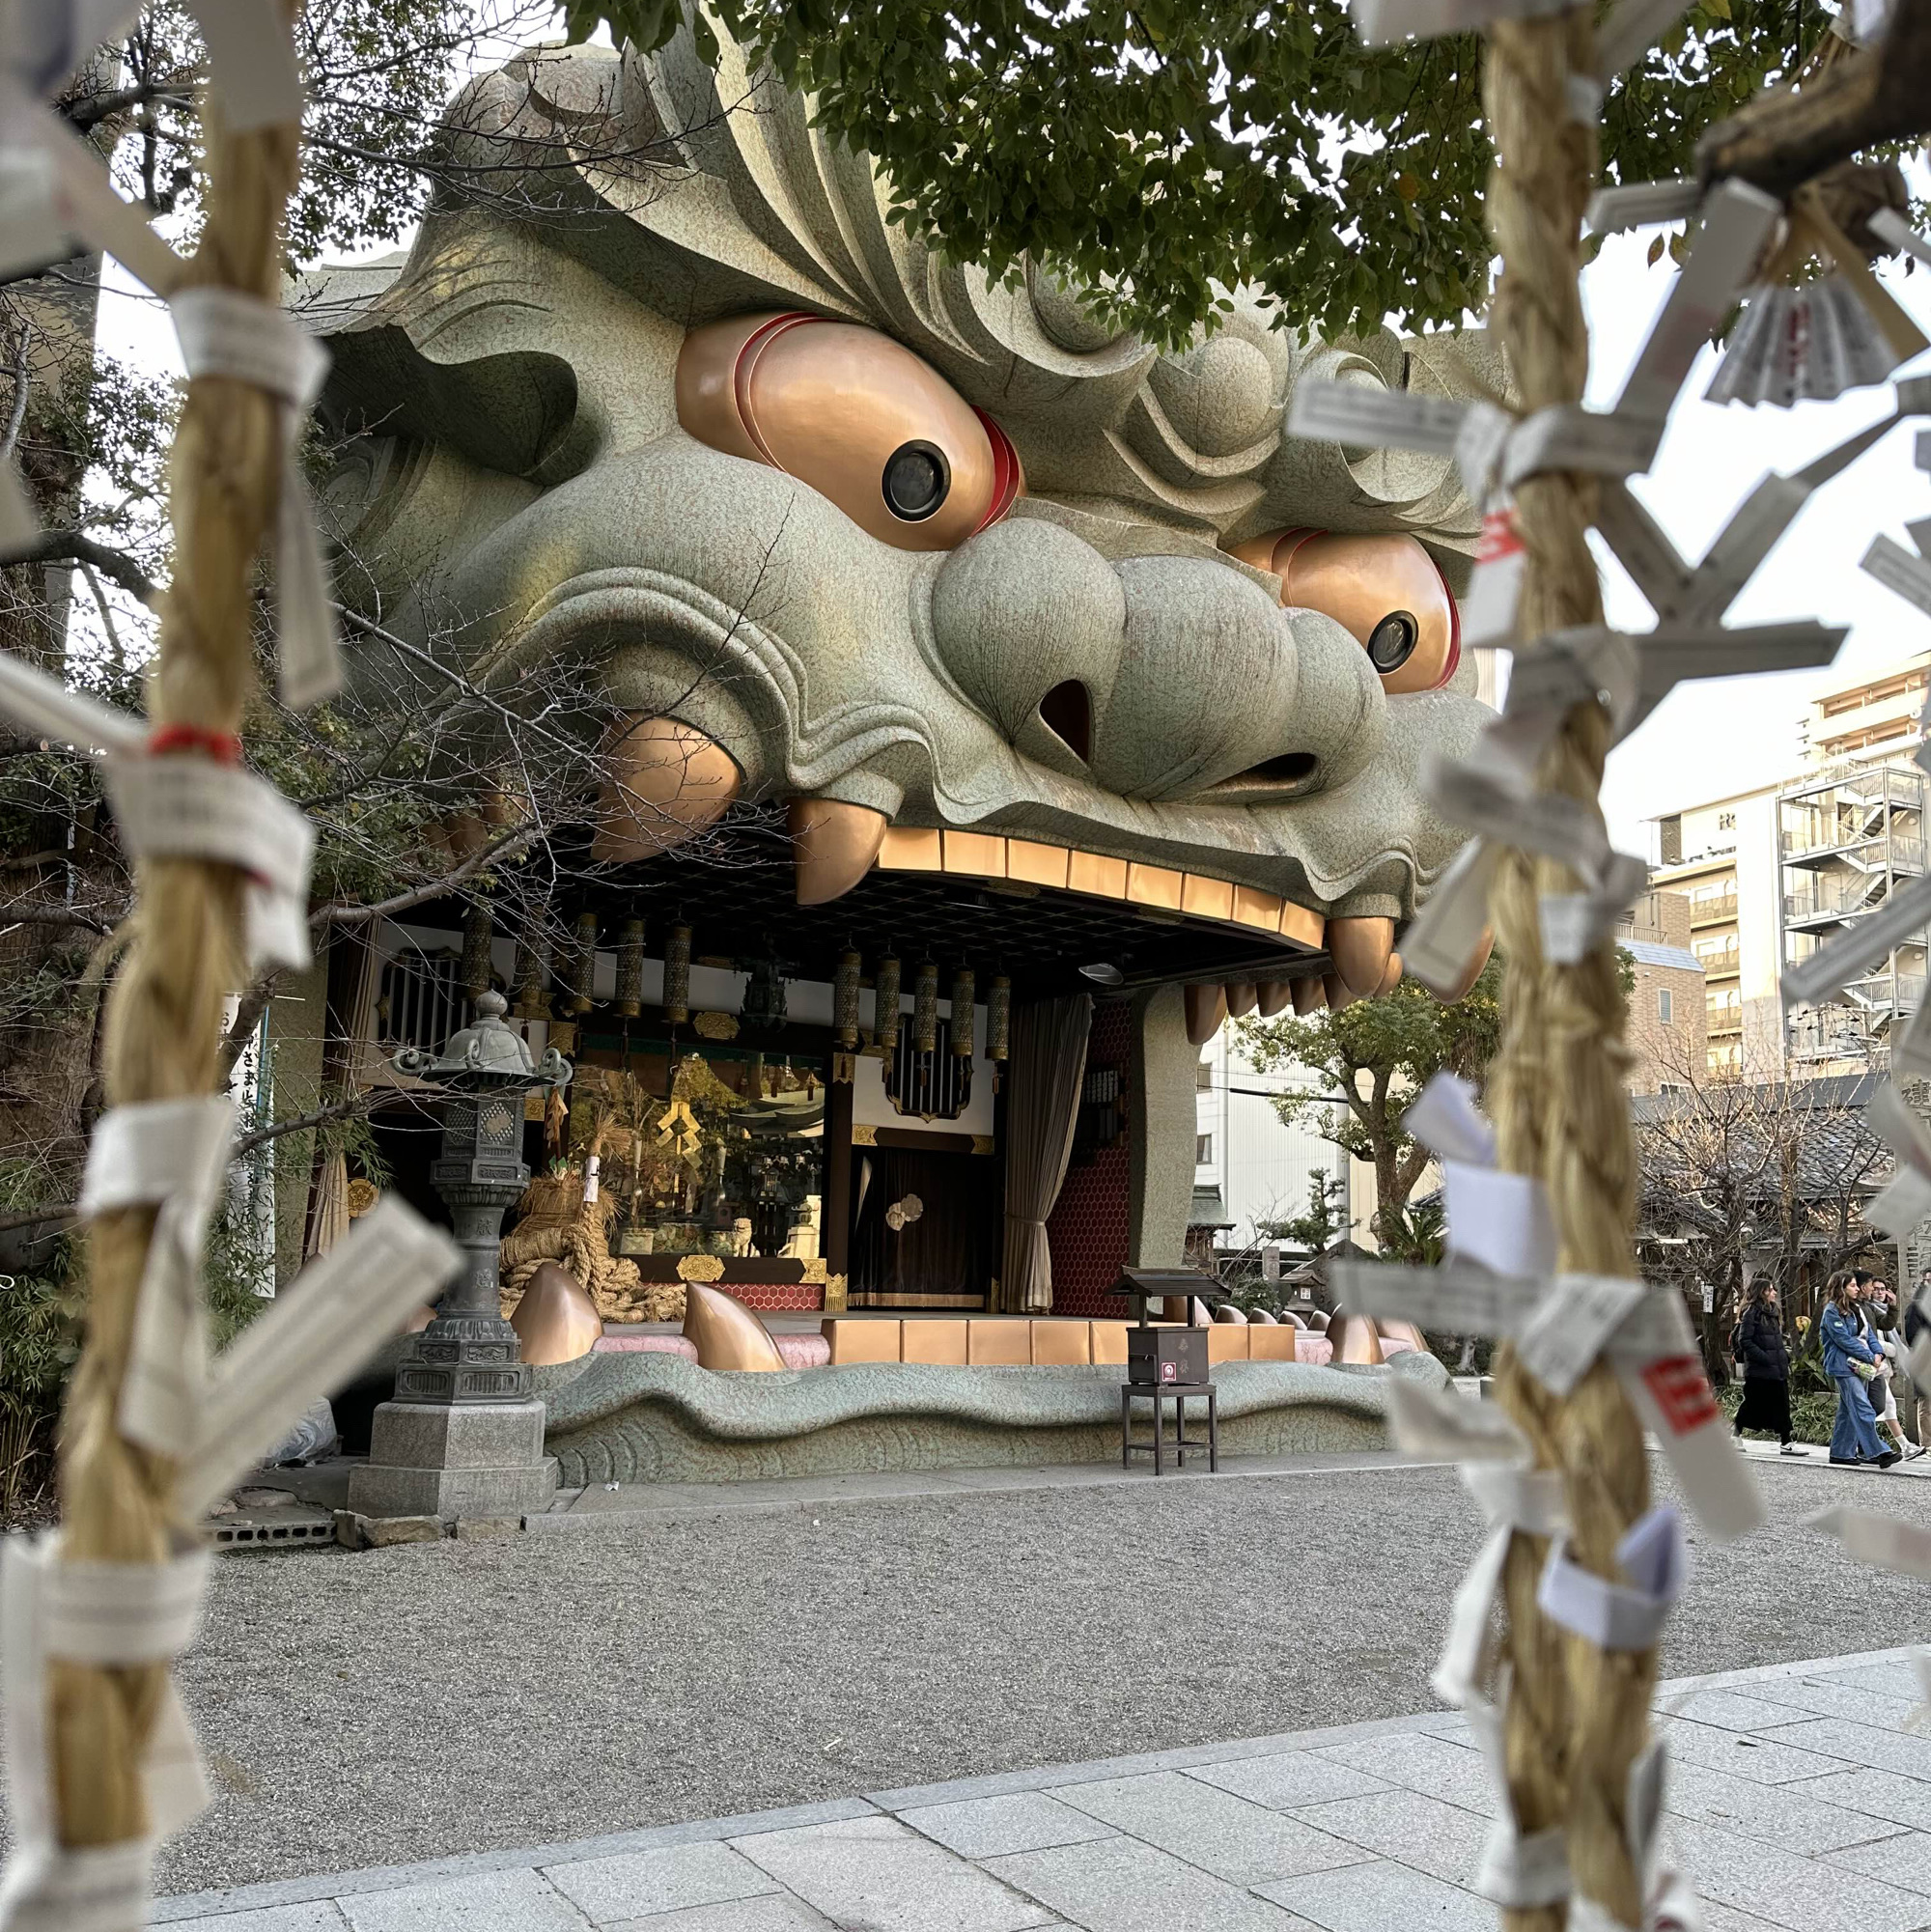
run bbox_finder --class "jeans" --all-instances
[1831,1371,1886,1461]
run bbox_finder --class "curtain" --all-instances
[999,993,1092,1312]
[850,1145,997,1306]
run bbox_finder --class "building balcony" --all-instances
[1688,892,1738,927]
[1697,951,1740,979]
[1706,1012,1743,1038]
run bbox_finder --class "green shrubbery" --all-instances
[0,1200,272,1523]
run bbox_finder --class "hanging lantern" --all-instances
[874,949,901,1052]
[912,959,939,1055]
[615,917,645,1018]
[987,973,1011,1062]
[566,910,599,1016]
[662,918,692,1026]
[949,966,975,1056]
[833,946,862,1051]
[460,901,493,1003]
[512,927,549,1019]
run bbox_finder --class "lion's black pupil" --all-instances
[883,441,948,520]
[1369,611,1417,672]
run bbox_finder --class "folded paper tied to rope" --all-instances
[0,1200,462,1929]
[0,649,316,969]
[1803,1508,1931,1733]
[0,5,337,707]
[1340,1072,1767,1542]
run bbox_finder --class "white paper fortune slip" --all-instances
[170,288,342,710]
[0,1532,210,1932]
[1807,1505,1931,1581]
[1595,0,1693,76]
[1405,1072,1559,1280]
[178,1196,462,1518]
[1780,872,1931,1008]
[1466,1691,1572,1908]
[1286,379,1470,455]
[1351,0,1575,44]
[0,647,318,968]
[1586,178,1702,236]
[1864,533,1931,620]
[1862,1079,1931,1244]
[1,3,144,97]
[78,1097,235,1461]
[100,753,316,971]
[1344,1256,1762,1541]
[1539,1504,1687,1650]
[1617,178,1784,425]
[1461,503,1526,648]
[182,0,306,134]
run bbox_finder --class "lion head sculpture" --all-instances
[307,28,1502,1003]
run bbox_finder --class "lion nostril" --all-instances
[1245,752,1317,784]
[1038,680,1093,763]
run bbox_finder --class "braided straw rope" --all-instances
[1483,11,1652,1929]
[48,14,302,1849]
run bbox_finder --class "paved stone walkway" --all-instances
[156,1646,1931,1932]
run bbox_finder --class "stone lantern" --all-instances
[347,991,572,1523]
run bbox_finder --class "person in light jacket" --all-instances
[1822,1271,1897,1469]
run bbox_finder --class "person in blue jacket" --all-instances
[1821,1270,1898,1469]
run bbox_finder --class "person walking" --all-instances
[1732,1280,1805,1455]
[1861,1277,1922,1462]
[1822,1271,1897,1469]
[1904,1271,1931,1448]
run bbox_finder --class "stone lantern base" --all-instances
[347,1398,557,1521]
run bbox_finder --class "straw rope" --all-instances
[1482,11,1651,1928]
[48,13,302,1849]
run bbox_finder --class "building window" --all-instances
[1195,1061,1213,1091]
[1195,1134,1213,1164]
[1658,989,1673,1025]
[1717,811,1735,831]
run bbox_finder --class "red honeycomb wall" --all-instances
[1046,999,1132,1319]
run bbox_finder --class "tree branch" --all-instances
[309,815,542,935]
[3,530,158,602]
[1698,0,1931,201]
[233,1090,375,1161]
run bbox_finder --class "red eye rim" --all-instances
[970,407,1023,534]
[1427,550,1462,691]
[732,311,818,469]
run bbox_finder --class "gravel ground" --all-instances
[151,1458,1931,1895]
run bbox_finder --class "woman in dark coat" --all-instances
[1733,1280,1806,1456]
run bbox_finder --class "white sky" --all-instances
[86,159,1931,872]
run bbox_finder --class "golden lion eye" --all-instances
[1227,527,1459,694]
[676,312,1021,552]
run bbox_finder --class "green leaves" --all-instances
[560,0,1832,345]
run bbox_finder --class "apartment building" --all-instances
[1617,890,1708,1094]
[1652,782,1784,1078]
[1651,649,1931,1079]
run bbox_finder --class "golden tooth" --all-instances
[592,714,742,863]
[1255,980,1292,1016]
[1184,983,1228,1046]
[1329,914,1395,998]
[792,798,889,904]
